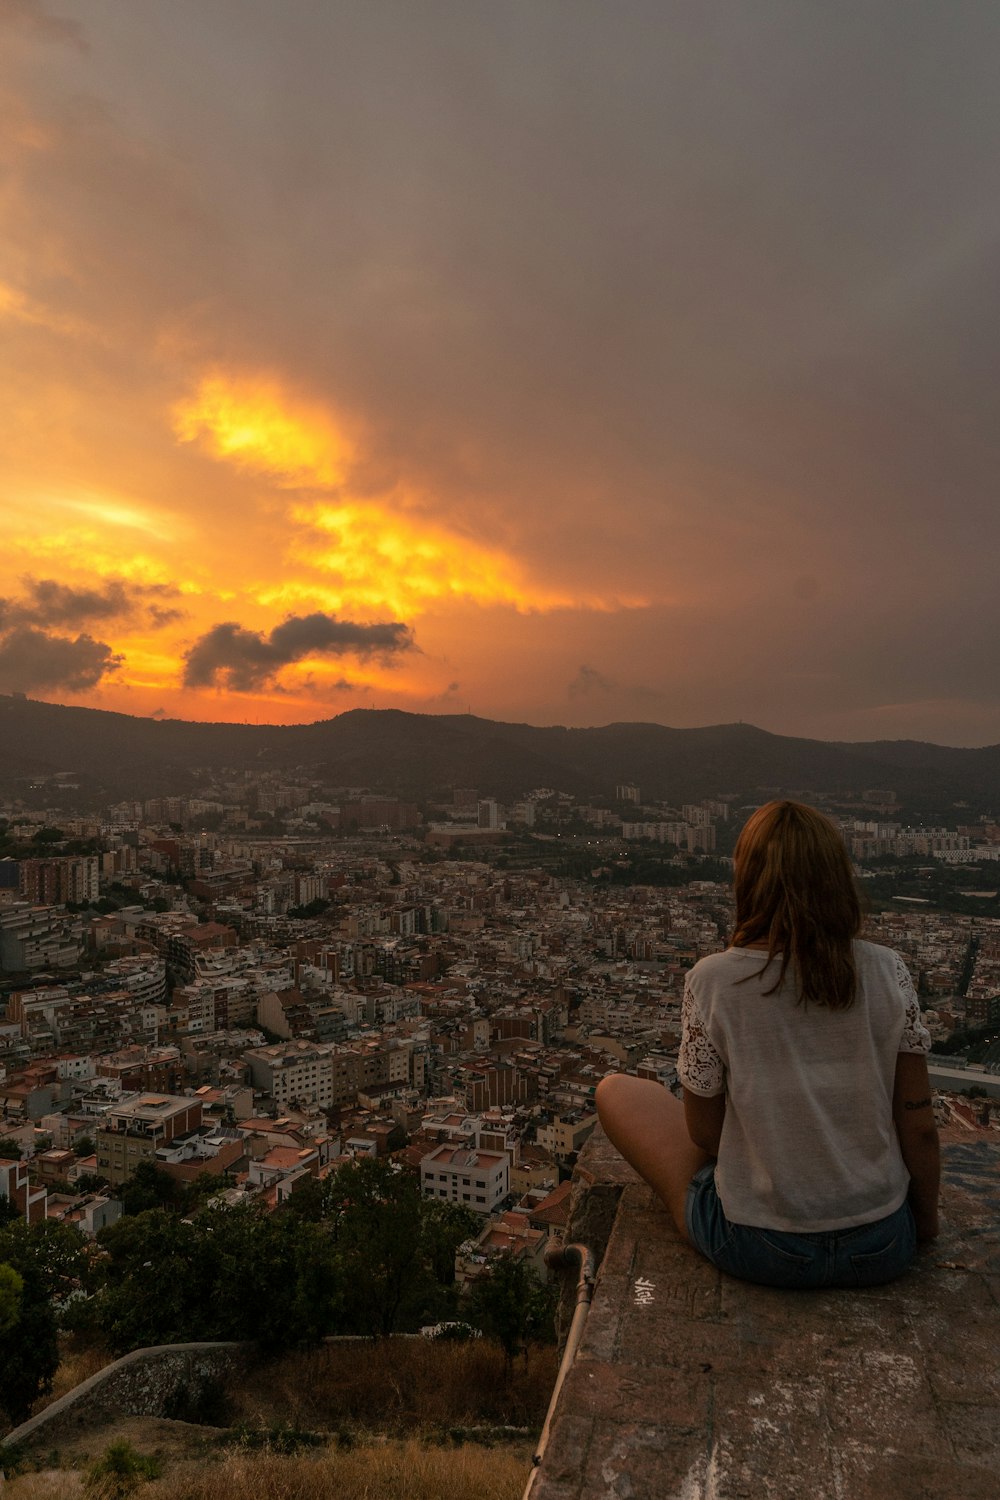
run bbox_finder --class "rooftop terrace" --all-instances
[532,1124,1000,1499]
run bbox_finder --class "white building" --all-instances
[420,1144,509,1214]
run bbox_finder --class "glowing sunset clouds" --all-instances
[9,1,1000,742]
[175,369,616,620]
[173,372,353,490]
[282,501,575,618]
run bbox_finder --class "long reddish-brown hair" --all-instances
[732,799,861,1008]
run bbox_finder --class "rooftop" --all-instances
[532,1124,1000,1500]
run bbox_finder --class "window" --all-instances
[476,1194,485,1203]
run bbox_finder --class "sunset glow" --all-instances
[2,1,998,743]
[173,374,353,490]
[281,501,578,618]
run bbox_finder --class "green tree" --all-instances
[323,1157,426,1338]
[0,1226,72,1426]
[469,1252,558,1371]
[91,1202,341,1354]
[119,1159,186,1216]
[92,1210,204,1351]
[74,1173,110,1194]
[0,1262,23,1335]
[195,1201,340,1351]
[279,1173,325,1222]
[0,1219,88,1306]
[419,1199,478,1286]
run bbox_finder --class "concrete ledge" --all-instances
[535,1127,1000,1499]
[4,1343,248,1451]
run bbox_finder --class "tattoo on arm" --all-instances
[904,1096,932,1111]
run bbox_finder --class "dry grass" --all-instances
[5,1439,535,1500]
[154,1439,533,1500]
[4,1338,553,1500]
[229,1339,559,1434]
[35,1337,115,1411]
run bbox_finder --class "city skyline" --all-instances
[3,1,1000,745]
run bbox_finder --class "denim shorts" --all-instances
[685,1164,917,1290]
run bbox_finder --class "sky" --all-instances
[2,0,1000,745]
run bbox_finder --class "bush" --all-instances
[229,1421,325,1454]
[86,1440,162,1496]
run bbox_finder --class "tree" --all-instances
[92,1210,206,1351]
[279,1173,325,1222]
[193,1202,340,1351]
[120,1160,186,1216]
[0,1140,22,1160]
[90,1202,341,1354]
[74,1136,96,1158]
[0,1262,23,1336]
[468,1252,558,1371]
[322,1157,426,1338]
[419,1199,478,1286]
[75,1173,110,1194]
[0,1219,89,1306]
[0,1269,58,1424]
[0,1225,76,1426]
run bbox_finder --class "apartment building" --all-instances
[244,1040,337,1109]
[0,1156,47,1224]
[420,1143,509,1213]
[0,904,84,972]
[95,1093,204,1185]
[19,856,100,906]
[536,1111,598,1162]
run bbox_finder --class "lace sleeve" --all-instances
[895,951,931,1055]
[678,976,726,1096]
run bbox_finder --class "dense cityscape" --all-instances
[4,762,1000,1275]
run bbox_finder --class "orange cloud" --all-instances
[277,500,574,618]
[0,278,95,339]
[172,372,352,489]
[171,369,644,619]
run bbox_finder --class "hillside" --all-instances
[2,695,999,808]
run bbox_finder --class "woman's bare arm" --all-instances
[684,1088,726,1157]
[893,1052,940,1243]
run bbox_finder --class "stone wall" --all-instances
[5,1342,249,1451]
[533,1126,1000,1499]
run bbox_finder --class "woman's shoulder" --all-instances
[688,947,765,985]
[853,938,906,970]
[853,939,915,993]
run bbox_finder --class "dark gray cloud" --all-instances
[0,625,122,693]
[148,603,186,628]
[568,665,615,700]
[8,3,1000,741]
[0,0,86,49]
[0,577,182,631]
[182,612,414,691]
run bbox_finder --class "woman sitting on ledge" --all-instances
[596,799,940,1289]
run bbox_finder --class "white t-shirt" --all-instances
[677,940,931,1232]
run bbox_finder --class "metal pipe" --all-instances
[522,1240,597,1499]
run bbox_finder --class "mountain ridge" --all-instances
[1,696,998,808]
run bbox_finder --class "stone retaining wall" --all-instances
[533,1126,1000,1499]
[4,1342,249,1451]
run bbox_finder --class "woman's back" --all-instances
[680,939,931,1232]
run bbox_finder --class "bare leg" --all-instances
[595,1074,711,1240]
